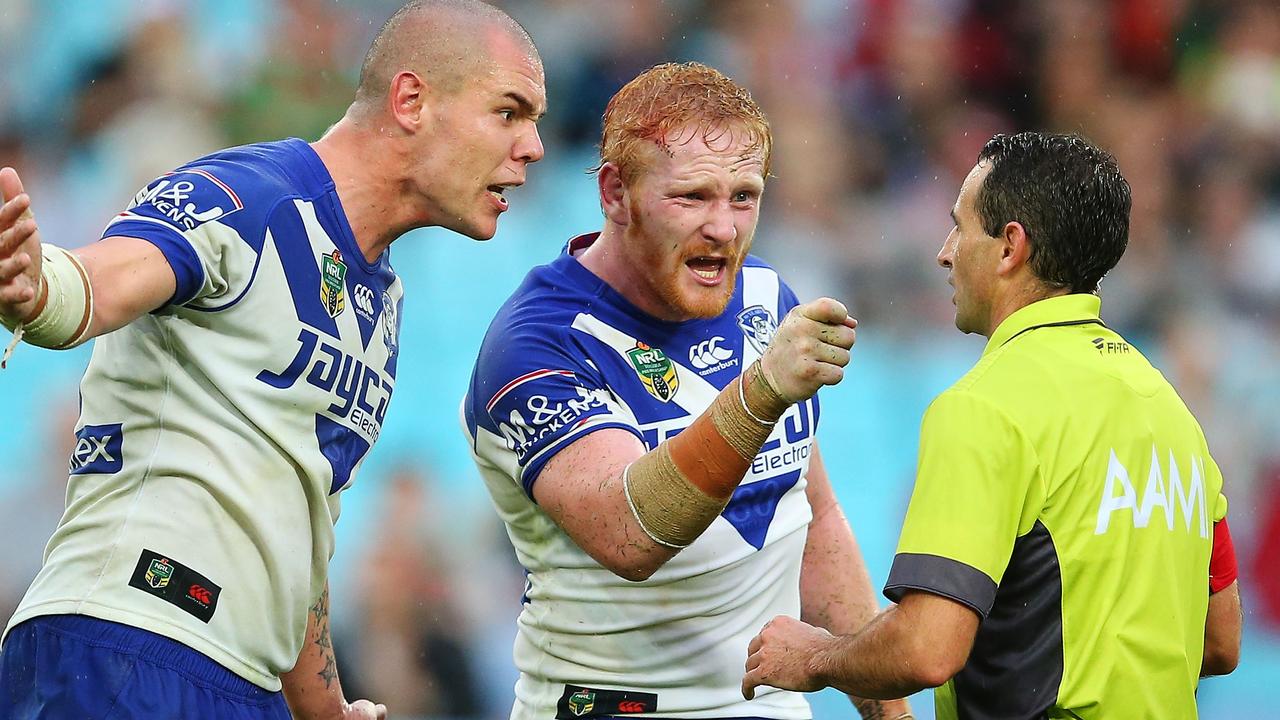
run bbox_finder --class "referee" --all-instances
[743,132,1242,719]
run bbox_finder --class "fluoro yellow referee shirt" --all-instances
[885,293,1227,720]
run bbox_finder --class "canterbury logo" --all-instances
[688,336,733,370]
[353,284,376,317]
[188,585,213,604]
[617,701,646,713]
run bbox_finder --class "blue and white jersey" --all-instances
[6,139,403,691]
[464,234,818,719]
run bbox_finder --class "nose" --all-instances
[514,123,545,164]
[702,200,737,245]
[938,229,956,269]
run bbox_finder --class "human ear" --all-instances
[598,163,630,226]
[388,71,427,132]
[998,221,1030,276]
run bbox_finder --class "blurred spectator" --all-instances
[221,0,366,145]
[343,467,483,718]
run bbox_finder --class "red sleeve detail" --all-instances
[1210,519,1238,594]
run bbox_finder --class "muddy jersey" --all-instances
[6,138,402,690]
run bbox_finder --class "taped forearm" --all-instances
[1,244,93,349]
[623,361,790,547]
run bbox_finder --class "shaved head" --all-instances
[353,0,538,114]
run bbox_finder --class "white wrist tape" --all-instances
[5,244,94,350]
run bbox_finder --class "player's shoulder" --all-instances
[117,139,322,237]
[491,250,600,340]
[168,138,318,202]
[741,253,775,270]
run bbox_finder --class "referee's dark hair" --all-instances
[975,132,1131,294]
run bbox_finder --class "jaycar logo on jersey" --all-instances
[737,305,778,355]
[688,335,736,374]
[69,423,124,475]
[125,170,244,231]
[257,329,395,445]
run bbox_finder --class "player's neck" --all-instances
[311,121,406,263]
[578,225,685,322]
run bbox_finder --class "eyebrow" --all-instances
[504,92,546,121]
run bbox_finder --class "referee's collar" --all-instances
[983,293,1103,357]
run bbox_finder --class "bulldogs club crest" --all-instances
[736,305,778,355]
[381,290,399,358]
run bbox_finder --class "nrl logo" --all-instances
[568,689,595,717]
[320,250,347,318]
[736,305,778,355]
[626,342,679,403]
[145,558,173,589]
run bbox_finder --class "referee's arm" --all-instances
[1202,519,1241,677]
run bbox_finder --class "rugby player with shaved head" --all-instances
[464,62,912,720]
[0,1,544,717]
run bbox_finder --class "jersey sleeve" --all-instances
[1209,519,1238,594]
[470,329,643,497]
[101,164,264,308]
[884,390,1046,617]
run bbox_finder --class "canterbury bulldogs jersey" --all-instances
[6,139,402,690]
[464,234,819,719]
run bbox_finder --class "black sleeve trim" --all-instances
[883,552,998,618]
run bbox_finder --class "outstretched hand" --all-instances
[0,167,44,322]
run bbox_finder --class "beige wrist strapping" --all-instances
[1,244,94,367]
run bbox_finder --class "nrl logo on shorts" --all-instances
[568,689,595,717]
[145,558,174,589]
[320,250,347,318]
[736,305,778,355]
[627,342,679,402]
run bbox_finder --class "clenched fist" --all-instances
[757,297,857,404]
[742,615,834,699]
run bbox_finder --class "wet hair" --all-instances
[976,132,1132,294]
[597,62,772,184]
[353,0,536,109]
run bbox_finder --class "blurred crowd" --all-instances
[2,1,1279,718]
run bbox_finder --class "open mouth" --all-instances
[487,185,509,210]
[686,256,728,285]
